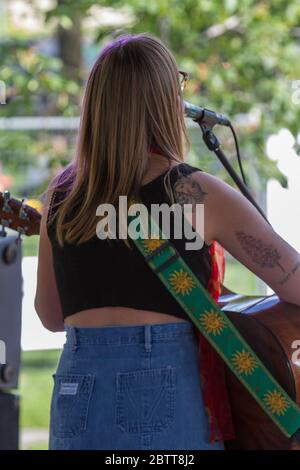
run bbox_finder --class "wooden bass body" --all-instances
[218,293,300,450]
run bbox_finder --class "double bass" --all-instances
[1,190,300,449]
[219,290,300,449]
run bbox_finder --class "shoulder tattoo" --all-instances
[173,174,207,206]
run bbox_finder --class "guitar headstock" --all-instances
[0,190,41,237]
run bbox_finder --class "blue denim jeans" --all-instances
[49,321,224,450]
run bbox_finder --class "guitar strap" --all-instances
[127,201,300,440]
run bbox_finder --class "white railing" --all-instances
[0,116,80,130]
[0,116,199,130]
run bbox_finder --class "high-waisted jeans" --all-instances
[49,321,224,450]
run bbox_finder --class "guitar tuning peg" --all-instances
[16,227,24,243]
[4,190,11,201]
[2,190,12,214]
[19,198,28,220]
[0,224,7,238]
[0,218,11,238]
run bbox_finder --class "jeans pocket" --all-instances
[50,373,95,438]
[116,366,176,434]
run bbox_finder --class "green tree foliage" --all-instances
[0,40,80,116]
[1,0,300,189]
[45,0,300,186]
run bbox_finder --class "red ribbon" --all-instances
[195,241,235,442]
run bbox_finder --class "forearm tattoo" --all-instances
[279,261,300,285]
[173,174,207,206]
[235,231,286,272]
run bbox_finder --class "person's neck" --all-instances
[142,149,177,186]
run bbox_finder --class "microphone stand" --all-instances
[196,121,270,225]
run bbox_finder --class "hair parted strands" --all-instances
[46,32,190,247]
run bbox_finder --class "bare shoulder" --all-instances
[175,170,247,242]
[182,169,283,251]
[190,170,242,201]
[190,170,259,223]
[173,168,242,203]
[172,169,234,245]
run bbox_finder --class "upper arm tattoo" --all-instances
[235,231,300,286]
[173,174,207,206]
[235,231,285,272]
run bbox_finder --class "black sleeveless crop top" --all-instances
[47,162,212,320]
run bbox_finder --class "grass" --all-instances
[22,235,39,257]
[20,349,60,430]
[25,441,49,450]
[224,256,267,296]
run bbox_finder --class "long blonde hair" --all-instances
[48,32,190,246]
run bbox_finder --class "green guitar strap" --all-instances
[127,202,300,440]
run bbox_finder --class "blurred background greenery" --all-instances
[1,0,300,450]
[2,0,300,195]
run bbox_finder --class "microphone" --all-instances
[183,100,231,127]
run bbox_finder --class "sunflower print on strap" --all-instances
[264,390,290,416]
[232,350,258,376]
[169,269,196,295]
[142,238,166,255]
[200,309,227,336]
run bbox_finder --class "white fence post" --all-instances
[0,80,6,105]
[0,340,6,364]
